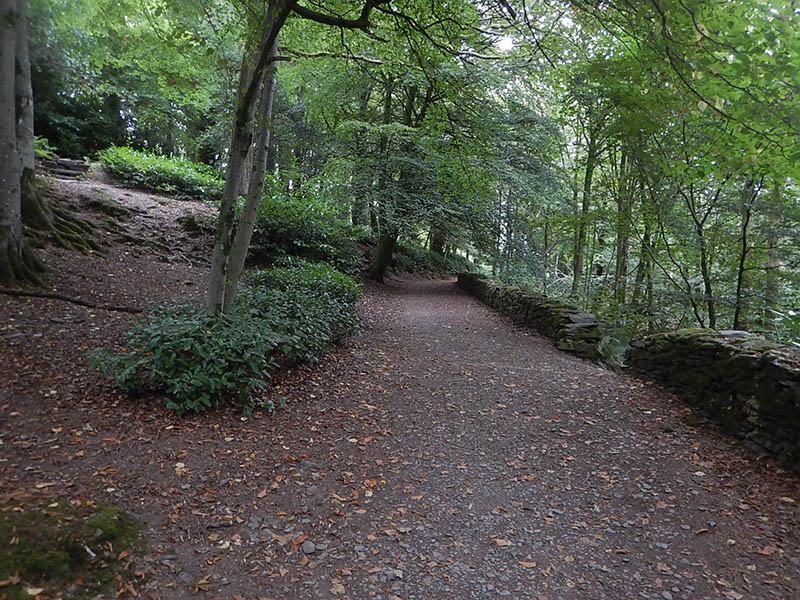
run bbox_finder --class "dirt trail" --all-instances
[3,248,800,599]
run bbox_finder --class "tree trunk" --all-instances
[366,80,395,282]
[764,181,782,326]
[733,178,755,330]
[1,0,44,286]
[351,85,372,227]
[430,227,445,255]
[222,40,278,308]
[16,0,51,231]
[368,228,397,283]
[696,223,715,329]
[207,0,291,313]
[613,152,631,306]
[632,222,651,309]
[572,133,597,296]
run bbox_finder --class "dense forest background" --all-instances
[24,0,800,342]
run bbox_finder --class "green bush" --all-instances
[89,302,279,414]
[98,146,224,200]
[90,262,361,414]
[393,242,475,276]
[250,184,364,273]
[249,258,362,306]
[34,136,57,160]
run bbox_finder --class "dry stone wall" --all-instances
[626,329,800,471]
[456,273,602,361]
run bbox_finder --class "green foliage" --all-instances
[392,242,475,276]
[33,136,56,160]
[0,498,140,600]
[29,0,237,158]
[98,146,224,200]
[89,303,278,414]
[90,262,361,414]
[243,265,362,363]
[250,179,363,273]
[249,259,362,306]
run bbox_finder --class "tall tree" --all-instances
[0,0,44,285]
[207,0,393,313]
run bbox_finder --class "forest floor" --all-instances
[2,177,800,600]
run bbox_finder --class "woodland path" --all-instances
[2,209,800,599]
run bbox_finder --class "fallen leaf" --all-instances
[519,561,537,568]
[755,546,779,556]
[779,496,795,504]
[257,488,269,498]
[0,574,21,587]
[330,583,345,595]
[493,538,512,547]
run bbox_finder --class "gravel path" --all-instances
[3,272,800,599]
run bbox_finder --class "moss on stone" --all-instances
[0,496,141,599]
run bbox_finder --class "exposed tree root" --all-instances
[0,242,47,287]
[0,287,142,313]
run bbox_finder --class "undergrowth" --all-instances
[98,146,224,200]
[90,261,361,415]
[393,242,475,276]
[250,181,366,273]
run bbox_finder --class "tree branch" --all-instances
[282,48,384,65]
[291,0,390,29]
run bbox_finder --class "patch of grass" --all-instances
[34,137,57,160]
[0,495,141,599]
[97,146,224,201]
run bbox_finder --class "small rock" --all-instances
[302,540,316,554]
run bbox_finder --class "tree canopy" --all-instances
[5,0,799,341]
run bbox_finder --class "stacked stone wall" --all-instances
[457,273,602,361]
[626,329,800,471]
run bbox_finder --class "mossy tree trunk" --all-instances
[1,0,45,286]
[207,0,293,314]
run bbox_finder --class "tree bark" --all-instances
[368,228,397,283]
[763,180,782,326]
[613,151,631,306]
[207,0,292,313]
[222,40,279,308]
[0,0,43,286]
[16,0,51,231]
[430,227,445,255]
[571,132,597,296]
[732,178,756,330]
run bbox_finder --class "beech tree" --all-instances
[207,0,393,313]
[0,0,45,286]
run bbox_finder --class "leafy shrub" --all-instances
[250,182,363,273]
[249,258,362,306]
[392,242,475,276]
[34,136,57,160]
[89,303,279,414]
[90,262,361,414]
[98,146,224,200]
